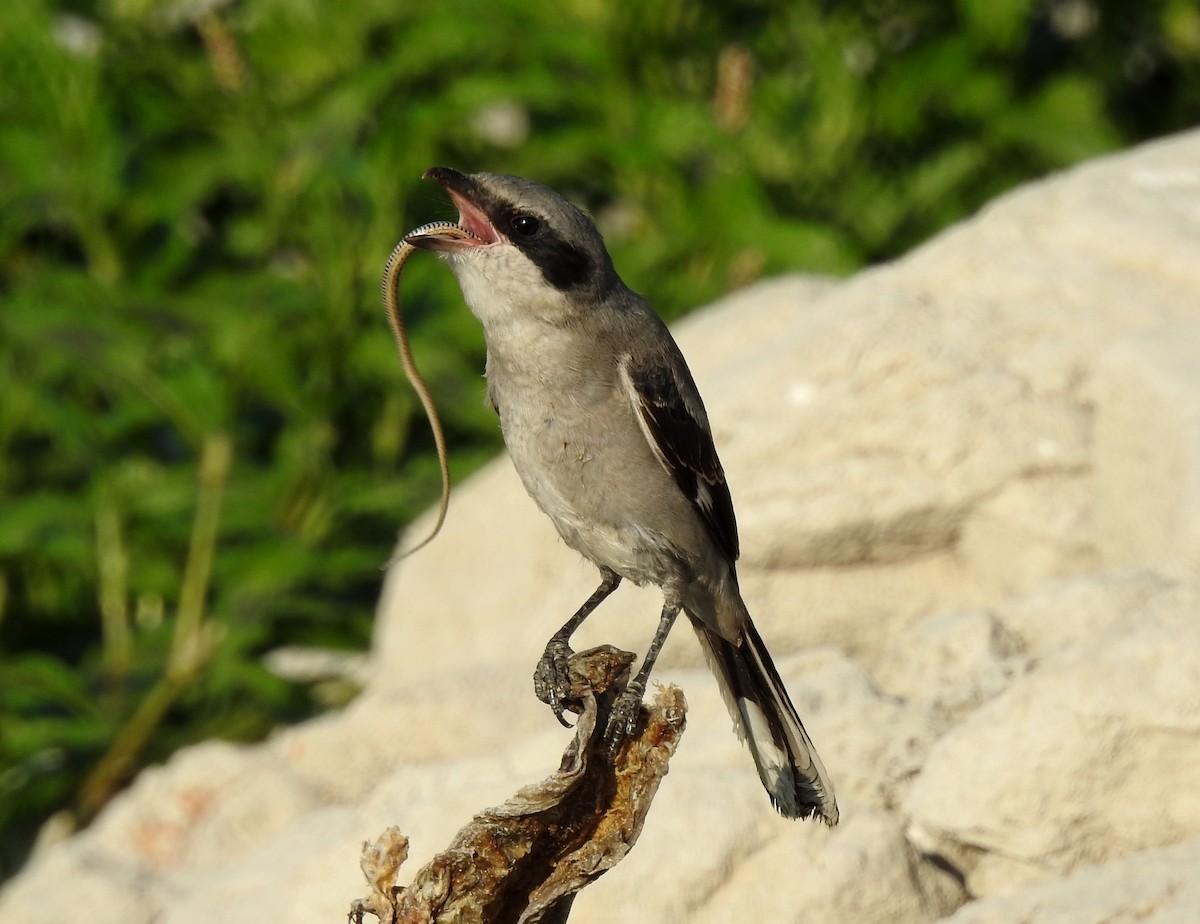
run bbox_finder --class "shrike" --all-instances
[406,167,838,824]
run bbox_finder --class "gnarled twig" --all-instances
[350,645,687,924]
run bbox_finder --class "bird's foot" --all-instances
[603,679,646,751]
[533,636,576,727]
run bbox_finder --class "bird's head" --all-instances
[406,168,621,324]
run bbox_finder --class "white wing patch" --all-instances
[618,355,673,479]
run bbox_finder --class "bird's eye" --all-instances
[509,213,541,237]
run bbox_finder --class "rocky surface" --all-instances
[3,130,1200,923]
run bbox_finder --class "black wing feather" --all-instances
[624,356,740,562]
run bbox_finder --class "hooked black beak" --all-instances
[407,167,501,249]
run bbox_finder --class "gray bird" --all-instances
[406,167,838,824]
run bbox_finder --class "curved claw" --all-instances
[551,704,574,729]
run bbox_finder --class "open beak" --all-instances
[405,167,500,252]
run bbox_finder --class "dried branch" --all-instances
[350,645,687,924]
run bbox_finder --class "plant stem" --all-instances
[170,432,232,670]
[95,495,132,691]
[76,432,233,822]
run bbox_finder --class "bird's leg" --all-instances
[534,567,622,726]
[604,598,681,747]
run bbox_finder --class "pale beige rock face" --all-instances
[4,131,1200,924]
[906,581,1200,897]
[873,608,1030,723]
[940,837,1200,924]
[1089,321,1200,572]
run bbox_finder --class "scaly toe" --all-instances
[603,684,645,750]
[533,638,575,721]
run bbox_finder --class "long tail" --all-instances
[691,614,839,825]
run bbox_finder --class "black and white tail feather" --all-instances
[692,614,839,825]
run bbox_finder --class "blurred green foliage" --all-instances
[1,0,1198,879]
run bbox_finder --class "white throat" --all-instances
[446,245,568,331]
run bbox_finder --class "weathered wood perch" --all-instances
[349,645,687,924]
